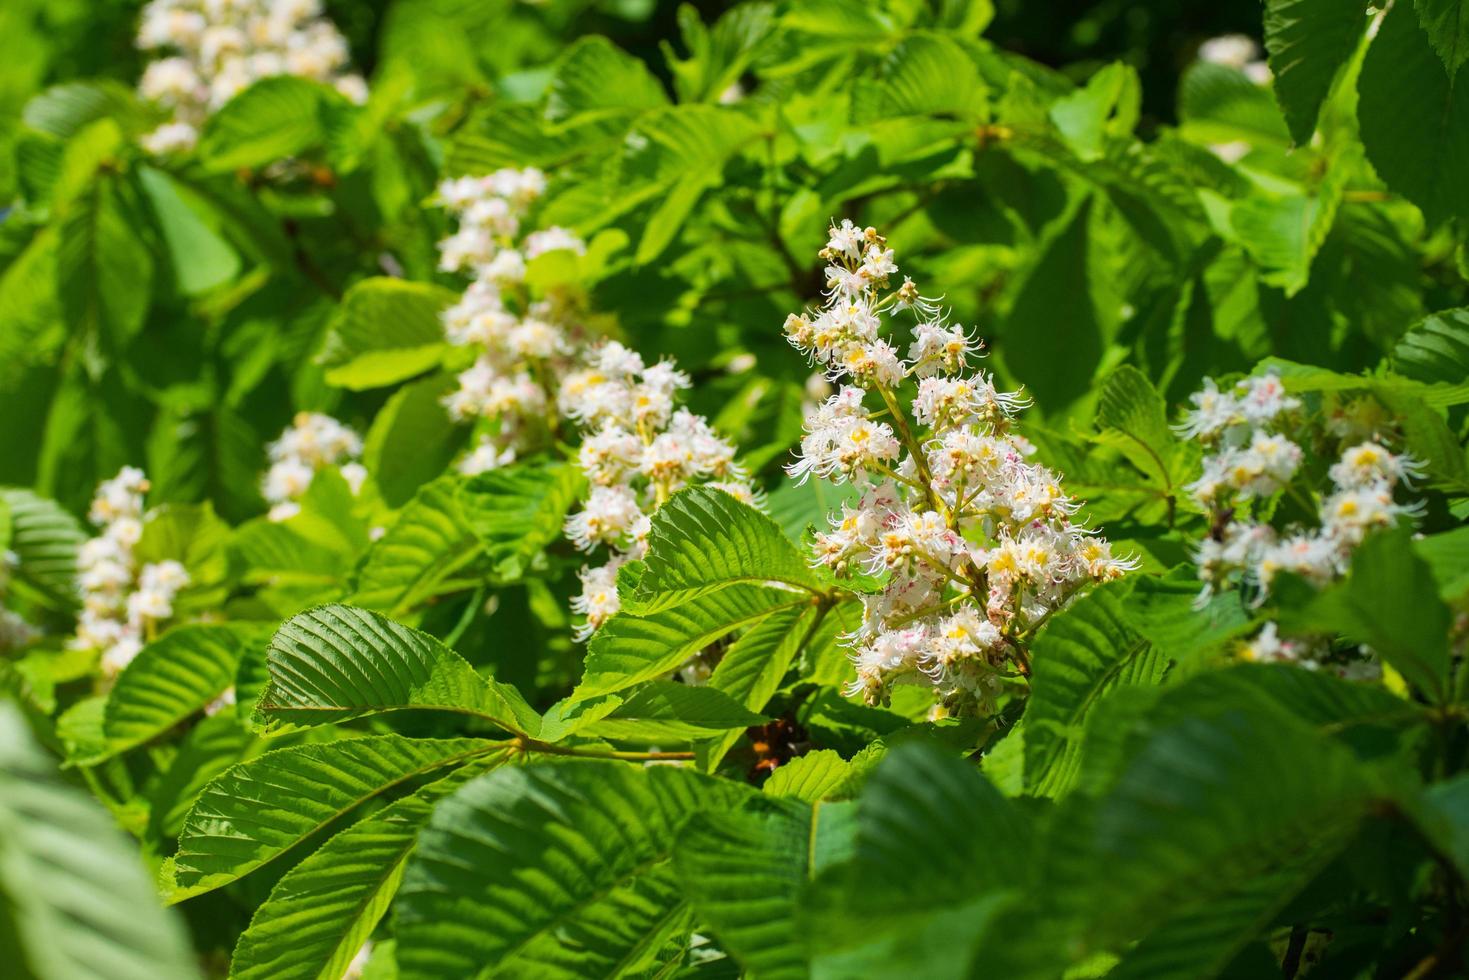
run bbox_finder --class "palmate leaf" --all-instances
[0,486,87,608]
[1263,0,1370,144]
[258,604,541,735]
[1024,581,1168,797]
[171,733,502,900]
[95,623,273,760]
[577,584,810,699]
[395,761,751,980]
[317,278,456,391]
[0,702,199,980]
[228,761,505,980]
[628,487,823,613]
[459,460,585,580]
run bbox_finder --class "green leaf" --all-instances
[701,604,816,770]
[0,487,86,609]
[1050,62,1141,160]
[1025,582,1167,797]
[1358,2,1469,226]
[22,81,153,140]
[1282,529,1453,701]
[1415,0,1469,74]
[318,279,455,391]
[459,461,584,579]
[57,169,154,349]
[853,33,988,122]
[1104,864,1321,980]
[629,487,822,613]
[761,748,858,802]
[1415,525,1469,601]
[172,733,500,899]
[584,681,767,743]
[363,375,468,508]
[1001,200,1112,413]
[1071,700,1383,951]
[1264,0,1369,143]
[199,76,353,173]
[228,763,502,980]
[663,3,777,103]
[395,761,749,979]
[1177,62,1289,147]
[0,702,200,980]
[578,585,809,699]
[350,476,480,616]
[617,105,762,198]
[136,165,240,296]
[675,798,855,979]
[258,604,541,735]
[97,624,271,760]
[1093,365,1191,494]
[545,36,668,122]
[1392,307,1469,402]
[798,744,1025,973]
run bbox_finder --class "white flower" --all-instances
[825,219,864,259]
[571,561,624,640]
[565,485,643,551]
[1199,34,1260,69]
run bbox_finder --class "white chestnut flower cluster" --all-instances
[434,169,591,474]
[72,468,191,679]
[786,220,1134,714]
[262,412,367,521]
[0,551,39,652]
[1182,379,1424,668]
[136,0,367,155]
[562,342,755,642]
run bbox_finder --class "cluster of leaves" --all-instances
[2,0,1469,978]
